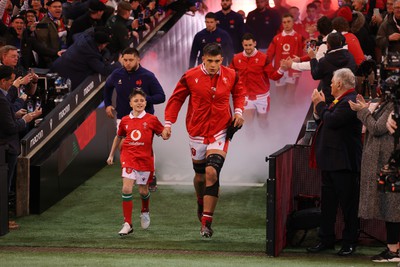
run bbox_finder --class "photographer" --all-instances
[309,32,357,104]
[349,94,400,262]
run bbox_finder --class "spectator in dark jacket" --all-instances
[310,32,357,104]
[35,0,67,67]
[351,11,376,59]
[376,7,400,55]
[106,1,134,60]
[67,0,106,46]
[50,30,120,89]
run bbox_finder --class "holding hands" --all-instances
[162,127,171,140]
[280,57,292,71]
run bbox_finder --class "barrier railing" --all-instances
[266,145,385,256]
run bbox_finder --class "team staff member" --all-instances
[308,68,362,256]
[104,47,165,191]
[245,0,281,52]
[104,47,165,119]
[163,43,245,238]
[189,12,234,68]
[215,0,245,53]
[229,33,286,132]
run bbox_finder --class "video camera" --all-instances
[34,72,71,116]
[377,52,400,192]
[378,151,400,193]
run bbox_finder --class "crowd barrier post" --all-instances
[0,143,9,236]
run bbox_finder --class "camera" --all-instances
[306,39,317,51]
[377,53,400,193]
[306,36,324,51]
[378,156,400,193]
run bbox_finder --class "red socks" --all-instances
[122,193,133,225]
[140,192,150,213]
[202,211,213,226]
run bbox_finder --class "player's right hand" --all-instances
[106,106,115,119]
[162,127,171,140]
[106,156,114,165]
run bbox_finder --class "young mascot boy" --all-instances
[107,89,167,236]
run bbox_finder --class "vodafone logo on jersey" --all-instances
[283,43,291,52]
[130,130,142,141]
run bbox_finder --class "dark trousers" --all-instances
[6,152,18,193]
[318,170,360,245]
[386,222,400,244]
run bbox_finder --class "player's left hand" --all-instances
[233,114,244,128]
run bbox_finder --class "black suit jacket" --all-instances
[314,90,362,172]
[0,91,26,155]
[310,48,357,104]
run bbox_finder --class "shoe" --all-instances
[140,212,150,229]
[371,248,400,262]
[8,220,19,230]
[200,222,213,238]
[337,244,356,256]
[149,175,157,192]
[118,222,133,236]
[306,242,335,253]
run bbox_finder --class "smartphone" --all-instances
[35,99,41,109]
[306,40,317,51]
[144,7,150,18]
[138,14,144,26]
[19,86,25,95]
[373,8,380,16]
[27,101,34,113]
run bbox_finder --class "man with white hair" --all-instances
[307,68,362,256]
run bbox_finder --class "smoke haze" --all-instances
[140,9,318,185]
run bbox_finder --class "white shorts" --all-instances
[122,168,152,185]
[245,94,270,114]
[189,136,229,161]
[275,71,298,86]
